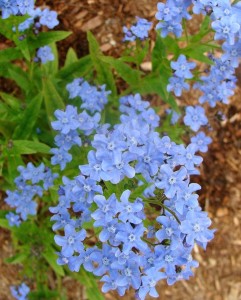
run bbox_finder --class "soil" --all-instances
[1,1,241,300]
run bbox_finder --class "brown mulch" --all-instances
[1,1,241,300]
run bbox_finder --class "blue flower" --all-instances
[115,222,147,254]
[90,244,114,276]
[191,132,212,153]
[171,55,196,79]
[16,0,34,15]
[6,212,21,227]
[52,105,79,135]
[66,78,84,99]
[36,46,54,64]
[123,17,152,41]
[100,270,128,296]
[138,268,166,300]
[54,224,86,257]
[156,164,187,198]
[156,20,182,38]
[92,194,118,226]
[0,0,18,19]
[80,150,111,182]
[10,282,30,300]
[184,105,208,132]
[39,8,59,29]
[50,148,72,170]
[167,76,190,96]
[180,211,215,247]
[116,190,144,224]
[212,16,240,45]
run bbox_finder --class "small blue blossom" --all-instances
[39,8,59,29]
[191,132,212,152]
[10,282,30,300]
[36,46,54,64]
[123,17,152,41]
[171,55,196,79]
[184,106,208,132]
[54,224,86,257]
[6,212,21,227]
[167,76,190,96]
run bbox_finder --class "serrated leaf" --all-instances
[28,31,72,51]
[42,250,65,276]
[13,93,43,139]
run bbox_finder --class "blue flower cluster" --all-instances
[66,78,111,113]
[5,163,58,226]
[167,54,196,97]
[10,282,30,300]
[50,79,110,170]
[50,92,214,299]
[0,0,59,32]
[155,0,192,38]
[16,7,58,32]
[0,0,34,19]
[123,17,152,41]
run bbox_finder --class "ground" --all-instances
[0,1,241,300]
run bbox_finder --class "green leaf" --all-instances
[13,93,43,139]
[64,47,78,67]
[0,218,11,229]
[190,16,211,43]
[0,92,22,110]
[5,252,29,264]
[161,35,180,56]
[42,250,65,276]
[28,31,72,51]
[0,120,16,138]
[87,32,117,96]
[86,287,105,300]
[100,56,140,86]
[131,74,178,109]
[183,45,214,65]
[11,140,51,154]
[0,63,30,92]
[152,34,166,72]
[74,268,105,300]
[57,55,93,81]
[15,36,31,61]
[42,78,65,123]
[0,47,23,62]
[0,15,28,40]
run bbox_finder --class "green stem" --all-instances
[183,19,189,44]
[145,197,181,224]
